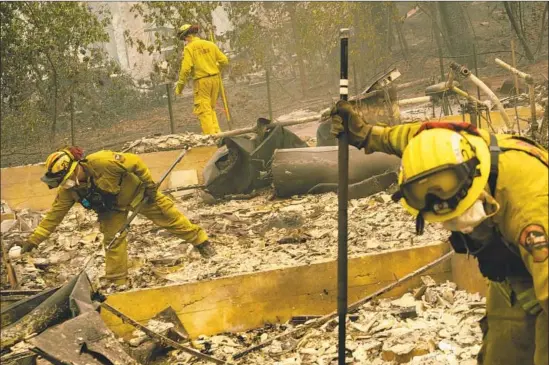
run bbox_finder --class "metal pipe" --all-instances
[450,62,513,129]
[166,83,175,134]
[529,84,537,131]
[495,57,537,132]
[210,30,233,130]
[337,28,349,365]
[102,303,226,364]
[266,62,273,121]
[510,40,522,135]
[495,58,534,84]
[451,86,487,107]
[397,96,432,106]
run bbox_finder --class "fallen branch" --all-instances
[101,302,227,365]
[232,250,454,360]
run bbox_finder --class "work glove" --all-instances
[20,240,37,254]
[330,100,372,149]
[144,186,158,204]
[174,81,185,96]
[195,240,216,259]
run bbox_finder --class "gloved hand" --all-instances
[330,100,372,149]
[144,186,157,204]
[174,81,185,95]
[195,240,216,259]
[20,240,37,254]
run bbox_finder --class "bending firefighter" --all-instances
[331,101,548,365]
[175,24,228,135]
[19,147,216,285]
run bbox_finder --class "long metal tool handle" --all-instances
[209,30,234,131]
[1,240,18,289]
[105,149,188,251]
[101,302,226,364]
[337,27,350,365]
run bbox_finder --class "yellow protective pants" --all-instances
[193,76,221,135]
[478,280,548,365]
[100,193,208,284]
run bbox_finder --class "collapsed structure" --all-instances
[1,60,547,364]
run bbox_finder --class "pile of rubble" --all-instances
[1,190,448,292]
[157,277,484,364]
[122,132,216,154]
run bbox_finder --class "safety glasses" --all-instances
[40,169,69,189]
[398,157,481,214]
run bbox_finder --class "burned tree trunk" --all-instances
[503,2,535,62]
[437,2,475,67]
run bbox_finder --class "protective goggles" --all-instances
[394,157,481,215]
[41,167,72,189]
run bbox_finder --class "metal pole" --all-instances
[472,43,481,128]
[166,83,175,134]
[70,94,75,145]
[210,30,233,130]
[337,27,349,365]
[352,62,360,108]
[266,61,273,121]
[510,39,522,135]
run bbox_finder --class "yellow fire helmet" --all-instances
[395,128,490,226]
[177,24,192,39]
[41,149,78,189]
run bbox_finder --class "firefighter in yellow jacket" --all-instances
[175,24,229,135]
[19,147,216,285]
[331,101,548,365]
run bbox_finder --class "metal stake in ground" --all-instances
[337,27,350,365]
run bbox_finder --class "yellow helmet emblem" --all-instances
[41,149,78,188]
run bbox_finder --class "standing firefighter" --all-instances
[331,101,548,365]
[19,147,216,285]
[175,24,228,135]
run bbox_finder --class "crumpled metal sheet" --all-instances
[204,125,307,197]
[0,272,93,350]
[30,310,139,365]
[1,286,59,329]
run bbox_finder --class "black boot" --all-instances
[195,241,216,259]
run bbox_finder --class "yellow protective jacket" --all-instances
[365,123,549,314]
[28,151,156,246]
[177,36,228,87]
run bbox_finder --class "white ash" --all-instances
[2,190,447,292]
[166,279,485,364]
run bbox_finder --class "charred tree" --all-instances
[437,2,475,67]
[503,2,535,62]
